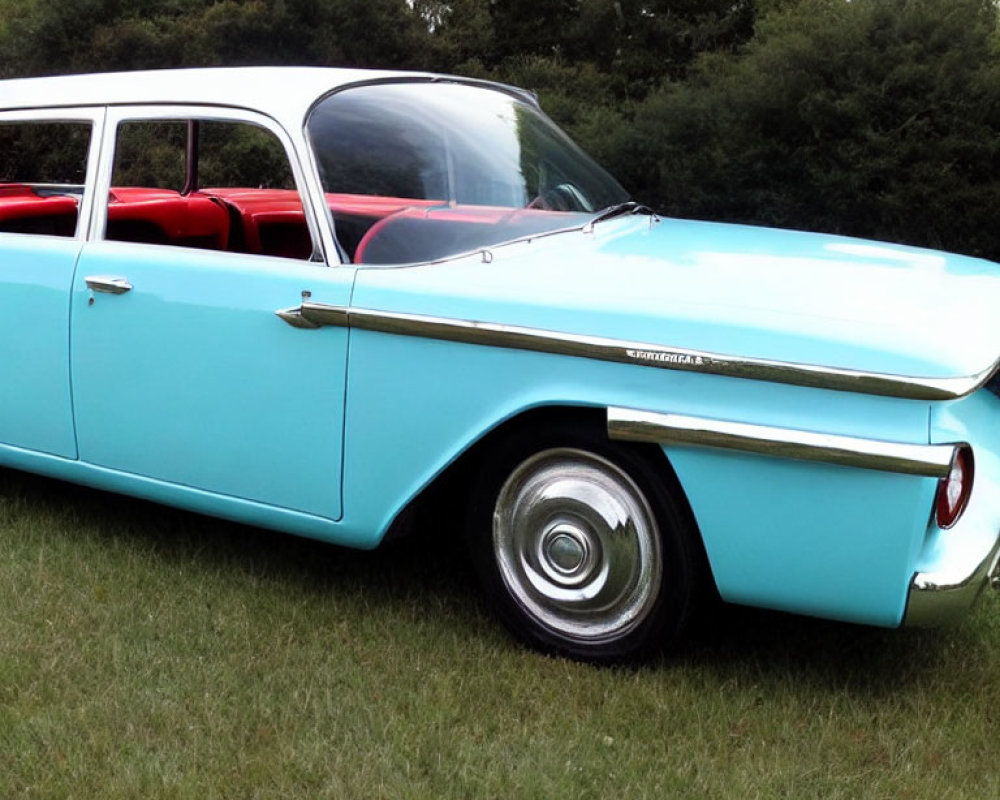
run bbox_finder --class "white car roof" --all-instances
[0,66,536,126]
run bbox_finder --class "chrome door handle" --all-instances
[86,275,133,295]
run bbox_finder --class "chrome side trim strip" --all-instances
[903,532,1000,626]
[606,406,958,477]
[275,306,321,330]
[287,301,995,401]
[299,303,349,328]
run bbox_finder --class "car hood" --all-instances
[351,215,1000,384]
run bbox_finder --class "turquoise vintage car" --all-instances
[0,67,997,662]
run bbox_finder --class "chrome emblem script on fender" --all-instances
[625,349,705,367]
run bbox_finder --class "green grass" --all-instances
[1,467,997,799]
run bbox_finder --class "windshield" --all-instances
[307,81,629,264]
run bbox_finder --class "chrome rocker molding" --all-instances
[605,407,959,478]
[903,533,1000,627]
[276,302,997,401]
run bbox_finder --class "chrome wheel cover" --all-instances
[493,448,663,644]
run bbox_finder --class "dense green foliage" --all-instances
[622,0,1000,257]
[1,0,999,258]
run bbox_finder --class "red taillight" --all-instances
[935,445,974,529]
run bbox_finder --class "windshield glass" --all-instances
[307,81,629,264]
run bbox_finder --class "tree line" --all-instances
[2,0,998,260]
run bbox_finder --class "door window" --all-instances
[105,117,314,260]
[0,120,91,238]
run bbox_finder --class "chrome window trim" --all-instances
[0,107,106,242]
[287,301,995,401]
[606,406,958,478]
[92,104,329,263]
[297,114,346,266]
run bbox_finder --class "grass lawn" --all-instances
[1,467,997,799]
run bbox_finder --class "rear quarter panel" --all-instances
[341,246,939,626]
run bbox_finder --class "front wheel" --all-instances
[468,429,702,663]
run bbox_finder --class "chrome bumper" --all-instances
[903,531,1000,627]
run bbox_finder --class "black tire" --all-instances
[467,421,703,664]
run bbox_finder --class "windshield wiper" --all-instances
[583,201,655,232]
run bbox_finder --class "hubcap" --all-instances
[493,448,663,644]
[538,522,597,586]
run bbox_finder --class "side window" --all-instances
[106,118,312,260]
[0,120,91,238]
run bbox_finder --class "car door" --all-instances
[70,106,351,520]
[0,109,103,458]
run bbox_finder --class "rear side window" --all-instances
[112,120,295,191]
[0,121,91,238]
[106,118,310,260]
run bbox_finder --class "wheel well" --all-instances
[384,405,707,567]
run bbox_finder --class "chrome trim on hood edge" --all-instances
[290,302,997,401]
